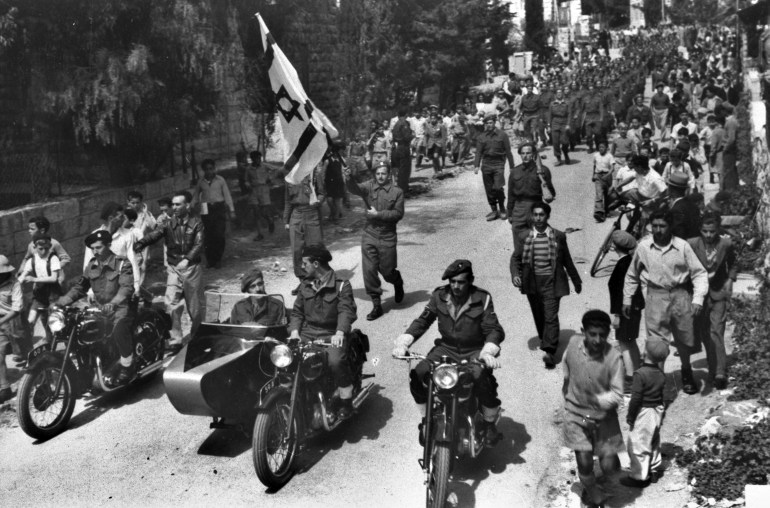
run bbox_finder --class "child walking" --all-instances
[622,340,670,488]
[562,310,625,507]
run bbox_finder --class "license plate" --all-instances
[26,345,48,364]
[259,378,277,403]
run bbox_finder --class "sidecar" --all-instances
[163,292,288,423]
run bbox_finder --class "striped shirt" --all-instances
[532,232,552,274]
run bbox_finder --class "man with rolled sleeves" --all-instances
[473,114,514,221]
[284,168,325,295]
[290,245,357,420]
[623,209,708,395]
[193,159,235,268]
[393,259,505,445]
[506,142,556,254]
[345,161,405,321]
[59,230,136,387]
[549,88,572,166]
[650,82,671,141]
[135,190,204,347]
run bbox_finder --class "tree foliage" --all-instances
[665,0,721,25]
[524,0,547,56]
[0,0,234,178]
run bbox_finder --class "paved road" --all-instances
[1,147,615,507]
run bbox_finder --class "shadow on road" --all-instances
[447,416,532,507]
[197,428,251,458]
[526,329,576,364]
[63,373,166,437]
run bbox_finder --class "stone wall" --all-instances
[0,172,192,280]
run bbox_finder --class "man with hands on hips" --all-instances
[392,259,505,445]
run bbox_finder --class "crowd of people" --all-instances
[0,22,747,508]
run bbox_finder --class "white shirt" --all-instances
[662,161,695,190]
[671,121,698,137]
[23,252,61,280]
[635,170,667,199]
[594,152,615,174]
[614,165,637,192]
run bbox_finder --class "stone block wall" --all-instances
[0,173,192,279]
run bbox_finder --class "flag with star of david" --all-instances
[256,13,339,186]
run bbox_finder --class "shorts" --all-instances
[562,409,624,456]
[31,283,61,310]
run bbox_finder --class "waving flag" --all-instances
[256,13,339,185]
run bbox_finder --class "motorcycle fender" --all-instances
[432,413,452,443]
[256,384,291,410]
[26,350,64,371]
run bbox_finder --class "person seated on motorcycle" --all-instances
[56,230,136,387]
[392,259,505,445]
[289,245,357,420]
[230,269,286,326]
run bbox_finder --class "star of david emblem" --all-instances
[275,85,303,123]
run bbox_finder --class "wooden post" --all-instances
[190,145,198,186]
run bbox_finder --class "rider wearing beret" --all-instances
[393,259,505,445]
[58,230,136,387]
[289,245,358,420]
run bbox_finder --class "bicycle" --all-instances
[589,203,644,277]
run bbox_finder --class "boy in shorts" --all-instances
[19,232,62,345]
[562,310,624,507]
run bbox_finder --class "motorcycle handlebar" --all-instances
[392,353,490,369]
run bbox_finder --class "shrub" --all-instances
[727,289,770,402]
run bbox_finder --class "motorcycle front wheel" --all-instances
[252,395,298,489]
[426,442,451,508]
[17,364,76,440]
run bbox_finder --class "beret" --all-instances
[442,259,473,280]
[241,269,264,292]
[645,340,670,363]
[301,244,332,263]
[84,230,112,246]
[611,230,637,252]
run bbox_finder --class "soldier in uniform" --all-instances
[549,88,572,166]
[344,161,405,321]
[473,114,514,221]
[58,230,136,387]
[538,82,555,146]
[518,81,542,145]
[567,82,584,151]
[393,259,505,445]
[390,109,414,193]
[582,82,605,153]
[289,245,357,420]
[284,169,325,295]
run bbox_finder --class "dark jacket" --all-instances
[669,196,702,240]
[687,236,738,300]
[290,270,357,336]
[627,363,666,425]
[230,296,286,326]
[511,227,582,298]
[346,179,404,236]
[608,254,644,314]
[59,252,134,308]
[137,214,204,266]
[405,285,504,351]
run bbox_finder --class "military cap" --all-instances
[240,269,264,292]
[611,230,637,252]
[84,230,112,247]
[301,244,332,263]
[442,259,473,280]
[645,340,670,363]
[374,160,391,171]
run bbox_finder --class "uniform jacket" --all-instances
[473,128,514,168]
[60,252,134,308]
[290,270,357,335]
[138,214,204,266]
[283,171,324,223]
[230,296,286,325]
[424,121,447,149]
[506,162,555,216]
[346,179,404,236]
[687,236,738,300]
[549,100,571,128]
[511,227,582,298]
[519,93,541,115]
[405,285,504,350]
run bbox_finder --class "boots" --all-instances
[498,203,507,221]
[367,302,384,321]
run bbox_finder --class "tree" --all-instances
[0,0,232,181]
[643,0,662,26]
[524,0,547,56]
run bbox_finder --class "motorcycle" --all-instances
[17,290,170,440]
[252,332,374,489]
[393,353,501,508]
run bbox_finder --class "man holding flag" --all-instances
[257,13,340,295]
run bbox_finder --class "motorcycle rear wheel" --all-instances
[17,364,76,440]
[253,395,298,489]
[426,442,451,508]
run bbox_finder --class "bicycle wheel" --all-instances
[590,227,617,277]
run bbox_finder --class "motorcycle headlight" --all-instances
[270,344,293,368]
[48,309,66,333]
[433,364,459,390]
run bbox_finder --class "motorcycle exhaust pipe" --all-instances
[137,361,163,378]
[318,392,343,432]
[352,382,374,409]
